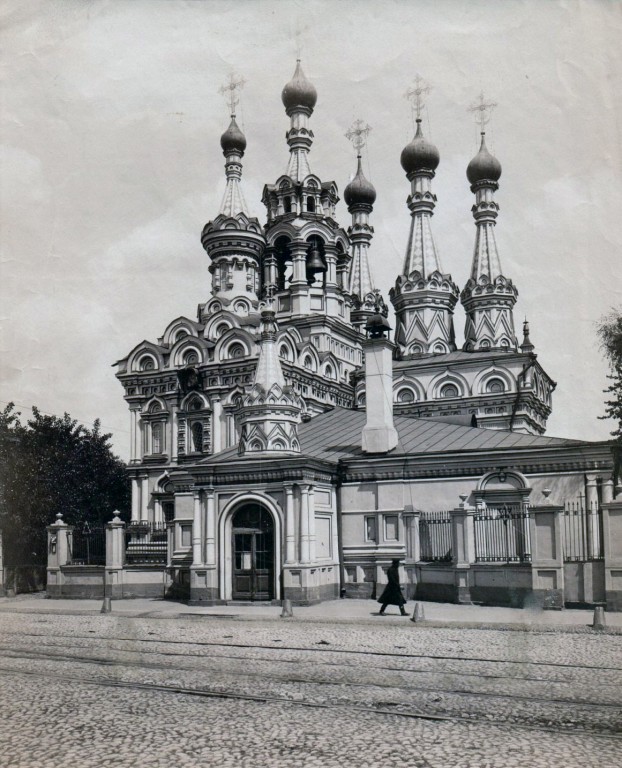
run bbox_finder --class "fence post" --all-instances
[105,510,126,600]
[0,529,4,597]
[46,512,72,598]
[450,495,475,604]
[529,500,564,609]
[602,499,622,612]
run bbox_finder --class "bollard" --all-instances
[410,602,425,623]
[280,599,293,618]
[101,597,112,614]
[593,606,606,630]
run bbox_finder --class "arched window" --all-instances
[188,397,203,412]
[397,388,415,403]
[306,196,316,213]
[486,378,505,394]
[440,383,459,399]
[214,323,230,338]
[284,197,292,214]
[148,401,162,413]
[228,343,245,359]
[325,365,335,379]
[175,329,189,343]
[279,345,291,361]
[303,356,313,370]
[191,422,204,453]
[139,356,155,371]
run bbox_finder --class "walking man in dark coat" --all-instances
[378,559,407,615]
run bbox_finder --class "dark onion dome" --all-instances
[400,119,440,174]
[467,133,502,184]
[220,116,246,154]
[344,156,377,207]
[281,60,317,111]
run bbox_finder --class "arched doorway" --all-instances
[231,503,275,600]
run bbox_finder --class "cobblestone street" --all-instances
[0,606,620,767]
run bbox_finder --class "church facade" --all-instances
[114,64,614,606]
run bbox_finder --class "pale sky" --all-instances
[1,0,621,461]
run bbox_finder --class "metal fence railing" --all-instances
[419,511,453,562]
[125,522,168,565]
[70,525,106,565]
[474,506,532,563]
[562,500,603,562]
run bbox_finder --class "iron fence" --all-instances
[419,511,453,562]
[125,522,168,565]
[70,525,106,565]
[562,500,603,562]
[474,506,531,563]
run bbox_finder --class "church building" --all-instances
[114,63,613,606]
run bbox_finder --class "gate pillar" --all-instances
[450,497,476,604]
[529,503,564,609]
[46,512,73,598]
[105,511,126,599]
[602,499,622,611]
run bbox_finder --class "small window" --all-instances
[175,329,189,342]
[397,388,415,404]
[180,524,192,548]
[325,365,335,380]
[188,398,203,412]
[139,356,155,371]
[384,515,398,541]
[152,423,162,454]
[303,356,313,370]
[228,343,245,359]
[279,345,291,361]
[440,383,459,399]
[284,197,292,213]
[148,401,162,413]
[184,350,199,365]
[306,196,316,213]
[191,422,204,452]
[486,378,505,394]
[365,516,377,542]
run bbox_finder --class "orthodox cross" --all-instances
[404,75,431,120]
[345,119,372,155]
[469,91,497,130]
[219,74,246,117]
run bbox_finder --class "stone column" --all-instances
[171,409,179,462]
[205,488,216,566]
[154,498,163,525]
[308,485,316,562]
[404,511,421,563]
[586,475,601,559]
[529,504,564,609]
[290,242,310,316]
[300,484,310,564]
[129,408,140,462]
[105,510,125,599]
[140,475,149,522]
[192,490,203,566]
[284,483,296,564]
[212,397,222,454]
[130,477,140,523]
[450,500,475,604]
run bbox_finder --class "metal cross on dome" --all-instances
[219,73,246,117]
[404,75,431,120]
[469,91,497,130]
[345,119,372,155]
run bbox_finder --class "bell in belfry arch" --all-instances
[306,244,326,285]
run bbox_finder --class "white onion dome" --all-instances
[281,60,317,112]
[467,133,502,184]
[220,116,246,154]
[344,156,376,207]
[400,120,440,174]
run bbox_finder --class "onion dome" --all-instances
[467,133,502,184]
[281,60,317,112]
[220,116,246,154]
[344,156,376,207]
[400,120,440,174]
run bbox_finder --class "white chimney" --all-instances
[361,300,398,453]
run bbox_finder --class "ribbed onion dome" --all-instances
[220,116,247,154]
[400,120,440,174]
[281,60,317,111]
[344,156,376,207]
[466,133,502,184]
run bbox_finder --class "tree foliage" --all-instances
[597,311,622,483]
[0,404,130,566]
